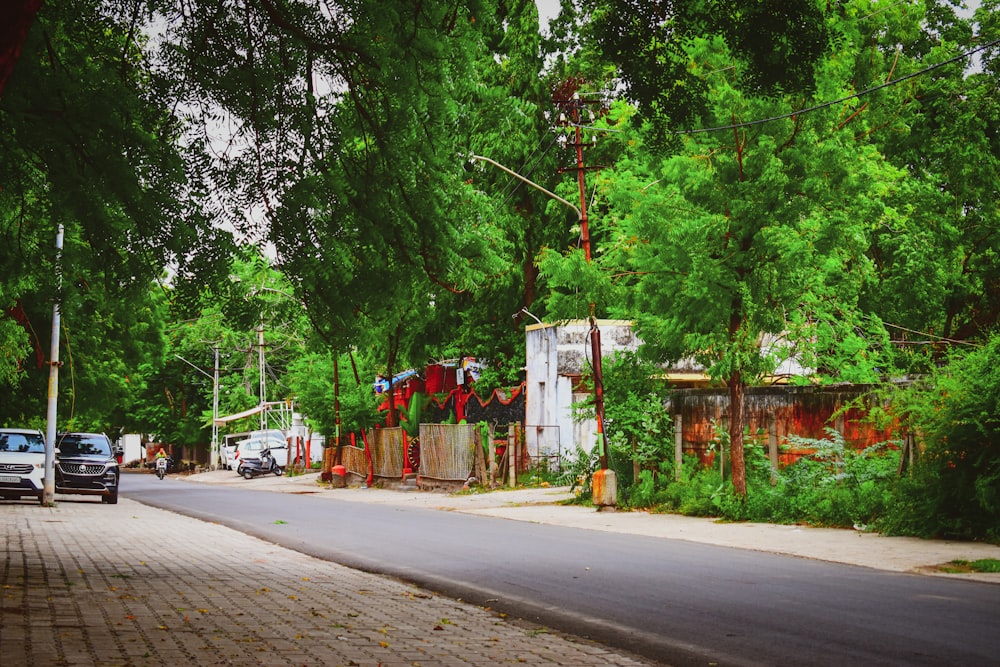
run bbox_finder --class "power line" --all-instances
[678,38,1000,135]
[565,39,1000,137]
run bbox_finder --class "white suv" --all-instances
[0,428,47,504]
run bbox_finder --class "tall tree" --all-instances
[0,0,231,418]
[553,14,910,496]
[154,0,505,355]
[861,1,1000,356]
[552,0,831,144]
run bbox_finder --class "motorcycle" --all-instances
[155,456,169,480]
[241,446,283,480]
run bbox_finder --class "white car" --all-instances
[234,430,287,474]
[221,440,242,470]
[0,428,47,504]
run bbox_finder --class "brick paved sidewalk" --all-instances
[1,498,658,667]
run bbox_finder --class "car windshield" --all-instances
[0,432,45,454]
[57,435,112,457]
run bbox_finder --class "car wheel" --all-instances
[102,486,119,504]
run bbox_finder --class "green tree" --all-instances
[552,0,831,145]
[286,349,380,442]
[560,26,905,496]
[0,1,232,422]
[861,1,1000,358]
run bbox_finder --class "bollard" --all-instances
[330,464,347,488]
[592,468,617,510]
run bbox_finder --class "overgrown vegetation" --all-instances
[562,344,1000,544]
[874,337,1000,542]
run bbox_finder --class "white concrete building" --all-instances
[523,320,640,461]
[523,321,812,465]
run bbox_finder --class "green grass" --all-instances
[947,558,1000,573]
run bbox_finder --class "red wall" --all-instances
[671,385,899,466]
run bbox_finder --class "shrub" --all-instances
[644,428,900,529]
[573,351,675,508]
[877,335,1000,542]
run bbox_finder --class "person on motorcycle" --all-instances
[154,447,169,479]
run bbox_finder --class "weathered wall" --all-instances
[669,385,899,465]
[525,320,640,458]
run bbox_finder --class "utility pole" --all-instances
[556,90,616,508]
[43,224,64,506]
[173,350,220,467]
[212,346,220,468]
[258,319,266,431]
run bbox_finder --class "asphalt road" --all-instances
[124,474,1000,667]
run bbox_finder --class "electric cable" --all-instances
[679,38,1000,135]
[563,38,1000,137]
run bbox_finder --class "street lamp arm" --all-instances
[471,154,582,221]
[174,354,214,381]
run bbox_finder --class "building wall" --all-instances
[670,385,900,465]
[525,320,891,468]
[525,320,640,459]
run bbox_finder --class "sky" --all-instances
[536,0,561,31]
[535,0,983,25]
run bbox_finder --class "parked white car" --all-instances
[233,430,287,474]
[0,428,47,504]
[222,439,242,470]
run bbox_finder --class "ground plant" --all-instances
[875,337,1000,542]
[570,351,675,504]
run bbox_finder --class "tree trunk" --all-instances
[0,0,41,97]
[728,371,747,497]
[385,325,401,428]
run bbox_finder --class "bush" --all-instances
[639,429,900,529]
[573,351,675,508]
[876,335,1000,542]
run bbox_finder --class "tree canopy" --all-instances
[1,0,999,491]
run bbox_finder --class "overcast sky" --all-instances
[535,1,983,29]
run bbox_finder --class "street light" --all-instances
[471,153,615,508]
[471,155,582,222]
[175,351,220,469]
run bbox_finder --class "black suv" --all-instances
[55,433,119,504]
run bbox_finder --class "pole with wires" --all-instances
[556,90,617,508]
[43,224,64,506]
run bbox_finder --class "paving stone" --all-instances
[0,498,659,667]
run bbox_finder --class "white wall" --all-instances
[116,434,143,464]
[525,320,640,460]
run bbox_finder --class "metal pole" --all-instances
[258,320,266,430]
[334,357,342,466]
[43,224,64,506]
[212,346,220,469]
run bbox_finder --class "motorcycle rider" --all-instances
[154,447,169,477]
